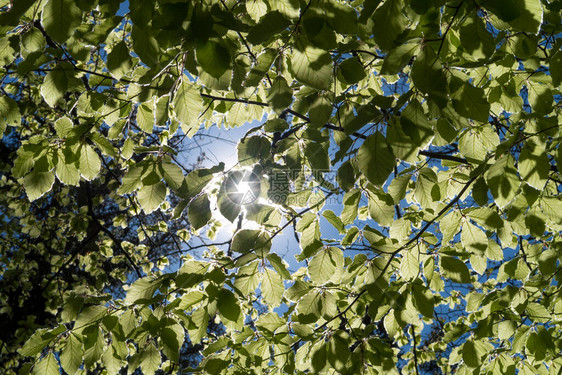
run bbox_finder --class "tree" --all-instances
[0,0,561,373]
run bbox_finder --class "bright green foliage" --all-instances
[0,0,561,374]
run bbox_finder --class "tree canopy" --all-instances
[1,0,562,374]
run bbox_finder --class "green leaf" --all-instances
[322,210,345,234]
[159,162,184,191]
[79,144,101,181]
[54,117,72,138]
[550,51,562,88]
[518,141,549,190]
[118,163,146,195]
[459,15,495,61]
[290,45,333,90]
[60,333,83,375]
[32,352,59,375]
[234,261,260,294]
[267,253,291,279]
[400,250,419,281]
[246,11,290,45]
[310,339,327,372]
[508,0,543,34]
[21,27,45,52]
[485,154,520,208]
[324,0,357,34]
[230,229,271,254]
[357,131,395,186]
[308,247,343,284]
[245,49,277,87]
[267,76,293,113]
[196,40,232,79]
[172,80,203,129]
[160,320,184,363]
[461,222,488,256]
[296,291,322,323]
[462,340,480,368]
[41,0,82,43]
[24,170,55,201]
[188,308,209,344]
[217,289,241,323]
[526,302,550,323]
[304,142,329,171]
[411,46,447,105]
[83,327,105,368]
[309,93,332,126]
[188,194,211,230]
[256,312,285,333]
[246,0,268,21]
[40,66,67,108]
[136,102,154,133]
[414,167,439,209]
[131,26,159,67]
[498,320,517,340]
[107,41,132,80]
[140,342,161,375]
[75,305,107,331]
[458,127,491,164]
[102,346,125,375]
[0,95,20,136]
[411,284,434,318]
[368,189,395,227]
[451,82,490,122]
[125,277,160,305]
[381,42,420,75]
[340,189,361,225]
[261,268,284,307]
[19,329,53,357]
[56,148,80,186]
[237,136,271,166]
[339,57,366,84]
[527,82,553,114]
[440,256,471,284]
[399,99,432,145]
[138,181,167,214]
[372,0,406,51]
[482,0,521,22]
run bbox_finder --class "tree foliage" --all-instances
[1,0,561,374]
